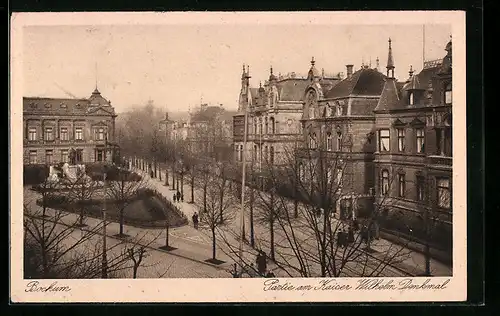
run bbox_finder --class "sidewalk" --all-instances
[137,163,452,277]
[24,187,234,278]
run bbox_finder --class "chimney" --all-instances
[346,65,354,78]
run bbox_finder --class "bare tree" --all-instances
[105,168,150,237]
[195,171,237,262]
[220,142,415,278]
[65,169,101,228]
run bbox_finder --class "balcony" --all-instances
[427,155,452,166]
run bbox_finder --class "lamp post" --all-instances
[101,165,108,278]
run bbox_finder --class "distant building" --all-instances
[162,104,235,162]
[23,87,119,165]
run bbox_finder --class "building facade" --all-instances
[233,63,343,169]
[373,39,453,250]
[299,57,386,220]
[23,87,118,165]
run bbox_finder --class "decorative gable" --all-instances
[87,106,114,116]
[409,117,426,127]
[392,119,407,127]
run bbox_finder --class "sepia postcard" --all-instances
[10,11,466,303]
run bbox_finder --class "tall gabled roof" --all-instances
[324,68,386,99]
[374,78,401,112]
[277,78,309,101]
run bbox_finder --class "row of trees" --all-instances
[24,168,170,279]
[116,102,448,277]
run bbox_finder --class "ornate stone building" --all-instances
[233,63,342,170]
[373,38,453,250]
[23,87,118,165]
[299,56,387,220]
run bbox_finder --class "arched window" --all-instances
[444,82,452,105]
[270,146,275,164]
[409,92,414,105]
[265,117,269,134]
[270,117,275,134]
[253,118,257,135]
[336,104,343,116]
[336,132,342,151]
[309,134,314,149]
[326,132,333,151]
[298,163,305,182]
[259,117,263,135]
[381,170,390,195]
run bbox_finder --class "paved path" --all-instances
[24,187,234,278]
[136,163,452,277]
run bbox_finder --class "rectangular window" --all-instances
[28,127,37,141]
[437,178,451,209]
[45,150,53,164]
[75,149,83,163]
[270,146,275,164]
[95,128,105,140]
[381,170,389,195]
[44,127,54,141]
[416,128,425,153]
[29,150,37,164]
[379,129,390,152]
[75,127,83,140]
[240,145,243,162]
[445,91,452,104]
[61,149,69,163]
[398,174,406,197]
[336,133,342,151]
[60,127,69,141]
[416,175,425,201]
[326,134,333,151]
[397,129,405,152]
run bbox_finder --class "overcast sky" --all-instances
[23,23,451,113]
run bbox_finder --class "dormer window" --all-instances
[76,103,81,108]
[44,103,51,108]
[60,102,67,108]
[444,82,452,105]
[336,104,342,116]
[29,102,37,109]
[409,92,414,105]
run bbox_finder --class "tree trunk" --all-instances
[165,220,170,247]
[133,266,138,279]
[270,191,275,260]
[212,228,216,260]
[321,209,328,277]
[190,173,195,203]
[119,207,124,235]
[203,185,207,213]
[181,173,184,196]
[171,165,176,190]
[294,198,299,219]
[250,187,255,247]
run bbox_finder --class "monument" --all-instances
[46,148,92,187]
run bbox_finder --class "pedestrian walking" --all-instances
[176,191,181,202]
[353,218,360,231]
[337,230,344,248]
[181,193,184,202]
[348,226,355,244]
[256,250,267,275]
[360,226,368,244]
[265,270,276,278]
[173,193,177,203]
[192,212,199,229]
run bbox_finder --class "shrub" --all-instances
[135,188,188,224]
[24,165,49,185]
